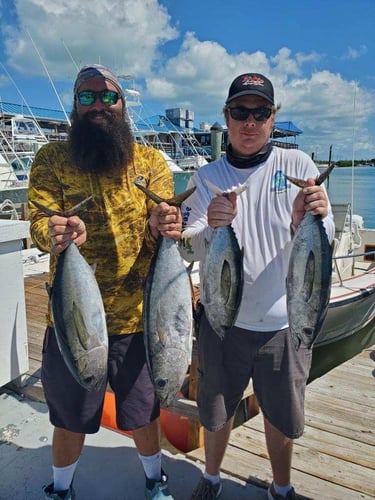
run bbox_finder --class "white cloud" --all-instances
[342,45,368,61]
[3,0,178,81]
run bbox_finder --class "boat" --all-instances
[0,114,49,204]
[130,111,210,170]
[309,202,375,381]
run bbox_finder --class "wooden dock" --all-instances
[11,272,375,499]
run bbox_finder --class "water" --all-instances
[324,166,375,229]
[173,166,375,229]
[173,171,195,195]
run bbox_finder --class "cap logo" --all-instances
[242,75,265,87]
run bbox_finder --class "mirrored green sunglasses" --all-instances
[77,89,121,106]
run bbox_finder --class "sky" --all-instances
[0,0,375,161]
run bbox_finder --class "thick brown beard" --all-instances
[68,109,134,174]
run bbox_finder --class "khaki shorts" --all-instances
[42,327,159,433]
[196,311,312,438]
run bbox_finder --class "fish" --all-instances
[30,197,108,391]
[285,165,334,350]
[201,179,246,340]
[134,176,195,407]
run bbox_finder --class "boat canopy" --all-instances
[273,121,303,138]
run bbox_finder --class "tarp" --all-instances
[273,121,303,137]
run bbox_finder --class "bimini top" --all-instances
[273,121,303,138]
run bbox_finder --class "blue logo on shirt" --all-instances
[272,170,289,193]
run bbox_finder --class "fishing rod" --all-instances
[0,61,44,128]
[26,29,71,126]
[61,39,80,72]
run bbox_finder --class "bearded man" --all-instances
[28,64,180,500]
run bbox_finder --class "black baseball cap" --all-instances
[226,73,274,105]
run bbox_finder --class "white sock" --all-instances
[52,459,79,491]
[203,471,221,485]
[273,482,292,497]
[138,451,162,481]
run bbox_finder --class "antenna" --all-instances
[26,29,71,126]
[351,82,357,224]
[349,81,357,260]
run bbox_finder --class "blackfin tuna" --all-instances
[31,197,108,390]
[134,177,195,406]
[285,165,334,350]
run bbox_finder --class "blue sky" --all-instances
[0,0,374,161]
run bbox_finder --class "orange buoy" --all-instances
[100,391,132,437]
[160,408,190,452]
[100,391,192,452]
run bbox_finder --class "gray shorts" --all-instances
[41,327,159,433]
[197,311,312,438]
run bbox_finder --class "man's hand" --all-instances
[149,202,182,241]
[48,215,87,255]
[292,178,329,227]
[207,192,237,229]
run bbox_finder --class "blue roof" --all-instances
[0,101,69,123]
[274,121,303,136]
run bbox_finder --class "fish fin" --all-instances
[45,282,52,297]
[30,199,61,216]
[71,301,90,350]
[205,179,224,196]
[134,177,165,204]
[61,196,94,217]
[233,180,250,195]
[186,260,194,275]
[91,263,98,274]
[167,187,196,207]
[302,250,315,302]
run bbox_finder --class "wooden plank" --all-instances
[244,414,375,470]
[188,439,374,500]
[304,394,375,446]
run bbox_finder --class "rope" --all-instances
[333,249,375,260]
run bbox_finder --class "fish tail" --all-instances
[134,175,196,207]
[205,178,249,197]
[284,174,306,188]
[285,163,335,188]
[315,163,335,186]
[30,195,93,217]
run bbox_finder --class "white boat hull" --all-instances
[315,267,375,346]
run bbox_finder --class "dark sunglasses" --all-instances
[77,90,121,106]
[227,106,273,122]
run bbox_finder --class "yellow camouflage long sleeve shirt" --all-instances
[28,141,174,335]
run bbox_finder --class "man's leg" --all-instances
[132,418,160,456]
[264,417,293,486]
[52,427,85,466]
[204,417,234,475]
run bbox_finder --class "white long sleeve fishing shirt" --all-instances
[180,146,335,332]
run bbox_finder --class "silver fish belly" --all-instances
[51,243,108,391]
[143,237,193,407]
[202,225,244,340]
[286,212,332,350]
